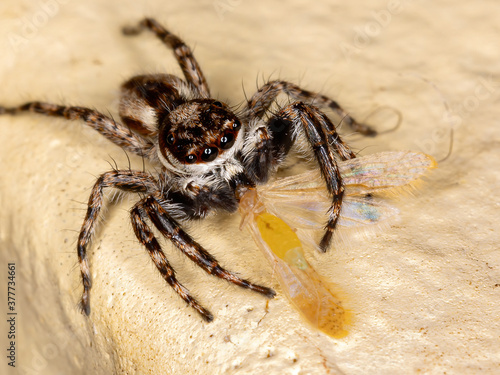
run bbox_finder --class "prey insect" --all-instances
[238,151,436,337]
[0,18,377,321]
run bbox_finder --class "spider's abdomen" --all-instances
[119,74,188,137]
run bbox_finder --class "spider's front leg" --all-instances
[77,170,158,315]
[246,80,376,137]
[245,102,354,251]
[123,18,210,98]
[282,102,352,251]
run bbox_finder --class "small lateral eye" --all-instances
[232,120,241,130]
[212,101,223,107]
[166,133,175,145]
[185,154,197,164]
[219,132,235,149]
[201,147,219,162]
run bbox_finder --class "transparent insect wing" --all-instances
[270,251,347,338]
[338,196,399,228]
[239,151,436,337]
[257,151,436,233]
[340,151,437,194]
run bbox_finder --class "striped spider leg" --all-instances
[241,101,359,251]
[246,80,377,137]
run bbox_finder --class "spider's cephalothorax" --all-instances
[0,18,375,321]
[158,99,242,170]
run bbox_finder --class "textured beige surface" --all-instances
[1,0,499,374]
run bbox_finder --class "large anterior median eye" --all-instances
[219,132,235,149]
[201,147,219,162]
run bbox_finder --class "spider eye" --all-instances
[212,101,223,107]
[166,133,175,145]
[219,132,235,149]
[201,147,219,162]
[185,154,197,164]
[232,120,241,130]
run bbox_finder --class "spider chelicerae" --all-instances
[0,18,376,322]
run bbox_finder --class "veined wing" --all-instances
[238,151,436,338]
[257,151,436,231]
[339,151,437,195]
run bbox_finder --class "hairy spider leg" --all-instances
[315,109,357,161]
[77,170,158,315]
[246,80,376,136]
[0,102,154,158]
[143,197,276,298]
[248,102,351,251]
[130,201,214,321]
[123,18,211,98]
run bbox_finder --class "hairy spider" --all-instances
[0,18,376,322]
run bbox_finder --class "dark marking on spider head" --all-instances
[159,99,241,164]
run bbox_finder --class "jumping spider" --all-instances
[0,18,376,321]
